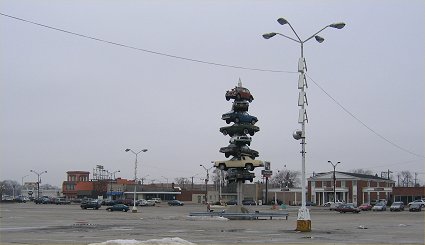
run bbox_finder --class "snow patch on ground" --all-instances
[89,237,195,245]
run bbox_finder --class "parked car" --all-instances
[55,198,71,205]
[15,196,29,203]
[102,200,117,206]
[168,200,184,206]
[390,201,405,211]
[225,168,255,183]
[150,198,162,203]
[115,199,134,206]
[137,199,155,206]
[305,201,316,206]
[372,202,387,211]
[242,199,256,205]
[409,203,422,212]
[80,200,101,210]
[232,100,249,112]
[214,156,264,171]
[323,202,332,207]
[221,111,258,125]
[226,200,238,205]
[229,135,252,146]
[359,203,373,211]
[106,204,129,212]
[225,86,254,102]
[220,124,260,137]
[219,144,259,159]
[329,202,344,210]
[335,203,361,213]
[408,199,425,208]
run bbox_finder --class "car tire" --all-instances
[235,118,240,123]
[225,153,230,158]
[123,209,126,212]
[243,129,249,134]
[236,94,241,100]
[219,163,226,170]
[245,163,254,171]
[226,120,231,124]
[226,97,230,101]
[222,130,228,135]
[251,119,256,125]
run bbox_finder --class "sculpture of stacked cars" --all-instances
[214,81,263,183]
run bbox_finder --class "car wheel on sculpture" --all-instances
[219,163,226,170]
[245,163,254,171]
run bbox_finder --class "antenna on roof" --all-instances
[238,78,242,87]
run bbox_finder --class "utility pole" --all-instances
[328,161,341,203]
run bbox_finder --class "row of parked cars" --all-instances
[329,199,425,213]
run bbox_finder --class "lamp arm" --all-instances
[303,25,329,43]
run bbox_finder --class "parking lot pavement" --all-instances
[0,202,424,244]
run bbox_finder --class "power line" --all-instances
[1,12,423,159]
[306,74,424,159]
[0,12,296,74]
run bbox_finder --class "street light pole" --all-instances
[125,148,148,213]
[263,18,345,232]
[200,164,212,204]
[109,170,120,200]
[328,161,341,203]
[30,170,47,199]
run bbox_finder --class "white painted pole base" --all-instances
[296,206,311,232]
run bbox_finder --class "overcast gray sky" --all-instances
[1,0,424,187]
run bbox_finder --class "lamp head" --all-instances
[315,35,325,43]
[125,149,130,152]
[262,32,277,39]
[329,22,346,29]
[277,18,288,25]
[142,149,148,152]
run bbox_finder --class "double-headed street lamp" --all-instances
[263,17,345,232]
[125,148,148,213]
[30,170,47,199]
[328,161,341,203]
[200,164,213,203]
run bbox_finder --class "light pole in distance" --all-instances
[263,17,345,232]
[328,161,341,203]
[200,164,212,204]
[109,170,120,200]
[30,170,47,199]
[125,148,148,213]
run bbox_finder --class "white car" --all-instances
[214,156,264,171]
[372,202,387,211]
[408,199,425,208]
[229,135,252,146]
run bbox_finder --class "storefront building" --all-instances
[308,171,395,206]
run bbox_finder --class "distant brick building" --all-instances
[308,171,395,206]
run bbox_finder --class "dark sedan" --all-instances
[409,203,422,212]
[390,202,405,211]
[335,204,360,213]
[221,111,257,125]
[168,200,184,206]
[220,124,259,137]
[80,200,101,210]
[219,144,259,159]
[242,199,256,205]
[106,204,129,212]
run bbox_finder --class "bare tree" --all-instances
[399,171,414,187]
[269,169,300,188]
[174,177,191,190]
